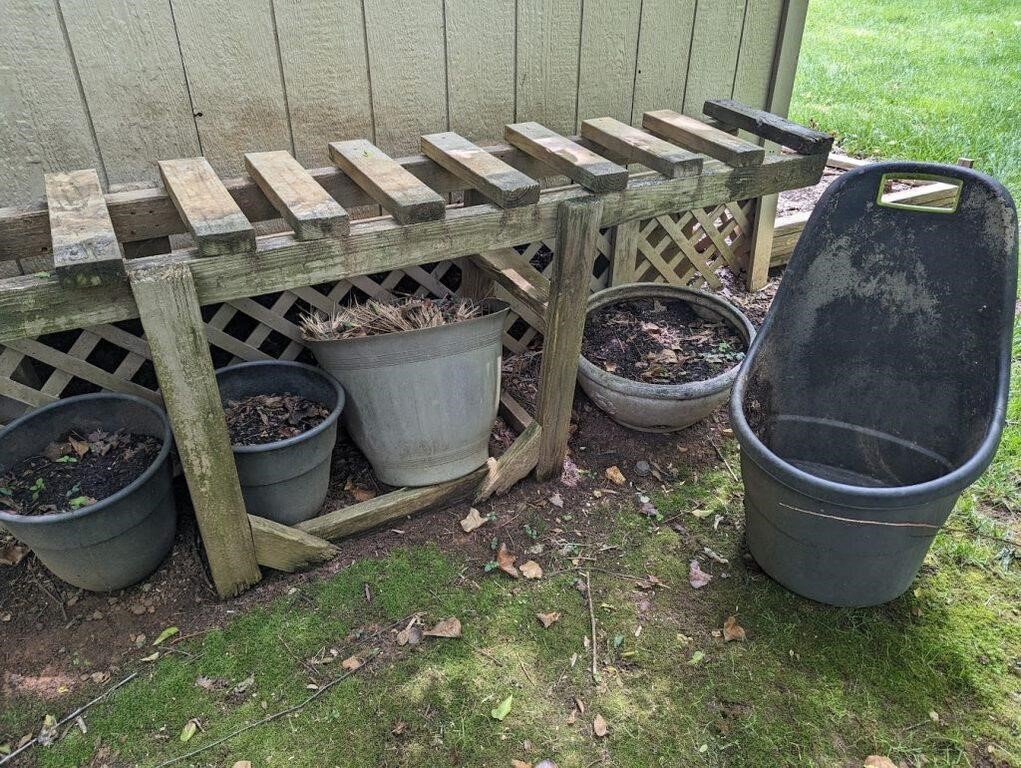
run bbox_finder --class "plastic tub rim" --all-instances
[0,392,173,527]
[215,360,345,456]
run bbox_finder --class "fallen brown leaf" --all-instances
[723,616,746,642]
[864,757,897,768]
[497,543,520,578]
[341,655,363,671]
[536,611,561,628]
[68,437,89,458]
[391,720,406,735]
[423,617,462,638]
[688,560,712,589]
[593,713,608,738]
[511,760,532,768]
[396,623,423,646]
[232,762,252,768]
[520,560,543,580]
[0,544,29,567]
[604,465,626,486]
[549,492,564,508]
[350,487,376,503]
[460,507,486,533]
[636,574,668,590]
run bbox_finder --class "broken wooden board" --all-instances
[329,139,446,225]
[244,150,349,239]
[421,132,539,208]
[158,157,255,257]
[44,169,125,288]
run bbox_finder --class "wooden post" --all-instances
[610,220,640,286]
[128,262,261,597]
[458,190,495,299]
[534,198,603,479]
[745,0,810,291]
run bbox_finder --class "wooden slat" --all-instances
[581,117,703,178]
[128,262,261,598]
[297,467,487,542]
[158,158,255,257]
[472,248,550,329]
[475,422,541,502]
[44,169,125,288]
[499,390,534,433]
[244,150,349,240]
[642,110,765,168]
[504,122,628,193]
[421,133,539,208]
[703,99,834,155]
[329,139,446,225]
[610,219,640,285]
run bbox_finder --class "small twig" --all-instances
[519,660,536,686]
[0,672,139,765]
[585,571,599,684]
[709,437,739,484]
[151,649,380,768]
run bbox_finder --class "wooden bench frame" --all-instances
[0,100,828,598]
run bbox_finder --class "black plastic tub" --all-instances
[0,394,175,592]
[216,361,344,525]
[731,161,1018,607]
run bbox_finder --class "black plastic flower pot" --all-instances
[215,361,344,525]
[731,161,1018,607]
[0,393,176,592]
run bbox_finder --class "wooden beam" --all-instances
[610,219,640,286]
[128,262,261,597]
[456,190,495,300]
[642,110,765,168]
[249,514,337,572]
[421,132,540,208]
[296,467,487,542]
[703,99,833,156]
[581,117,703,178]
[44,169,125,288]
[472,248,550,329]
[499,390,534,434]
[475,422,541,502]
[329,139,446,225]
[505,122,628,193]
[747,194,778,291]
[158,158,256,257]
[0,153,828,345]
[535,198,602,479]
[244,150,349,240]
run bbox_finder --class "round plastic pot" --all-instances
[577,283,755,432]
[307,303,509,487]
[0,393,175,592]
[216,361,344,525]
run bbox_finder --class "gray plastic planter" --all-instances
[731,161,1018,607]
[216,361,344,525]
[577,283,755,432]
[308,302,508,487]
[0,393,175,592]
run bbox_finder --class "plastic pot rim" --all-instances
[577,282,756,401]
[215,360,345,455]
[0,393,173,528]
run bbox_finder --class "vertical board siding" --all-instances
[60,0,201,186]
[576,0,643,126]
[445,0,516,143]
[0,0,791,206]
[515,0,583,134]
[362,0,447,156]
[0,0,101,203]
[682,0,748,116]
[273,0,375,167]
[170,0,292,177]
[631,0,697,124]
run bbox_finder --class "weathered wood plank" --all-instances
[128,262,261,598]
[472,249,550,329]
[297,467,487,542]
[703,99,834,155]
[329,140,446,225]
[44,169,125,288]
[642,110,765,168]
[475,422,541,502]
[0,153,828,344]
[159,158,256,257]
[244,151,349,240]
[499,390,534,434]
[249,514,337,572]
[505,123,628,193]
[515,0,583,135]
[581,118,703,178]
[456,190,495,300]
[610,219,640,285]
[535,198,603,479]
[421,133,539,208]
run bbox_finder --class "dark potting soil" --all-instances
[581,298,746,385]
[223,392,330,446]
[0,430,162,517]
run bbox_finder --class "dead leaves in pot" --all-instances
[722,616,746,642]
[423,617,462,639]
[460,507,487,533]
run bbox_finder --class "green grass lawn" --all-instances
[4,2,1020,766]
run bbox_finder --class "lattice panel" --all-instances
[0,199,755,419]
